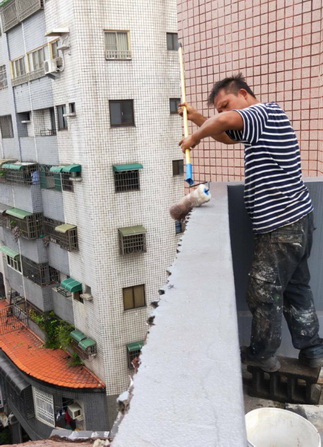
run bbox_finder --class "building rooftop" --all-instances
[0,300,105,389]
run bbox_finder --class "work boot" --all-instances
[298,351,323,369]
[241,346,281,373]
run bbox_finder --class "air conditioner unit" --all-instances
[67,403,83,421]
[80,293,93,301]
[44,57,63,75]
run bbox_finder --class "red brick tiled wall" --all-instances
[177,0,323,182]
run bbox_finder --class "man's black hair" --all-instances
[208,73,256,105]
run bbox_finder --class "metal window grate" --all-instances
[43,217,78,251]
[119,233,146,255]
[61,172,74,192]
[114,170,140,192]
[3,164,39,184]
[21,256,59,286]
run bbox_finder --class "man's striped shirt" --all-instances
[226,102,313,234]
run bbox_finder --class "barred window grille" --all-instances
[4,165,38,184]
[43,217,78,251]
[39,165,55,189]
[12,213,43,239]
[0,65,8,90]
[114,170,140,192]
[61,172,74,192]
[32,387,55,427]
[119,231,146,255]
[1,0,44,32]
[105,31,131,60]
[21,256,59,286]
[0,115,14,138]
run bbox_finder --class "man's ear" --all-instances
[239,88,249,99]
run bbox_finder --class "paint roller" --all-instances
[169,44,211,221]
[169,183,211,221]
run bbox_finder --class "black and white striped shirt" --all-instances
[226,102,313,234]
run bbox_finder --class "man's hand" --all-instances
[178,102,207,126]
[179,134,201,153]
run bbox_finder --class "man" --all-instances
[180,74,323,372]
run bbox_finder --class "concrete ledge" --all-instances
[112,183,246,447]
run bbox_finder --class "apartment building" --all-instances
[0,0,182,441]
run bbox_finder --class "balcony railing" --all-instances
[105,50,132,60]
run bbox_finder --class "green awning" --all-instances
[61,165,81,173]
[127,341,144,352]
[119,225,146,237]
[55,224,76,234]
[0,159,17,166]
[78,338,96,350]
[61,278,82,293]
[113,163,143,172]
[5,208,33,219]
[0,246,20,260]
[49,166,64,173]
[70,329,86,343]
[0,0,13,8]
[0,203,8,214]
[2,164,23,170]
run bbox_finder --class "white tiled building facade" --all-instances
[0,0,182,434]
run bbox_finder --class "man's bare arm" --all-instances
[179,102,239,145]
[180,111,243,151]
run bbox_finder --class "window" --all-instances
[50,40,59,58]
[44,218,78,251]
[56,105,67,130]
[2,163,39,184]
[105,31,131,60]
[69,102,76,114]
[6,209,43,240]
[28,46,46,72]
[113,163,143,192]
[172,159,184,176]
[34,107,56,136]
[175,220,185,234]
[0,65,7,90]
[119,226,147,255]
[170,98,180,114]
[21,256,59,286]
[166,33,178,50]
[0,115,14,138]
[123,284,146,310]
[7,255,22,273]
[109,100,134,127]
[32,387,55,427]
[126,341,144,369]
[39,165,56,189]
[12,56,27,78]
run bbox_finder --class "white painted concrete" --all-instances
[112,183,247,447]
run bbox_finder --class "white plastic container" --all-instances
[245,407,321,447]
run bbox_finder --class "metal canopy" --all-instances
[0,350,30,395]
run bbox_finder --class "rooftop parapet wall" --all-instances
[112,182,246,447]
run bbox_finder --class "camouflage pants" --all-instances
[247,212,323,359]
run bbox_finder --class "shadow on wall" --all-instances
[228,181,323,358]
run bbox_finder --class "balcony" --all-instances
[0,0,43,32]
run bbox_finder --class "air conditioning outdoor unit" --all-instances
[44,57,63,75]
[67,403,83,421]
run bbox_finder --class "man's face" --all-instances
[214,89,249,113]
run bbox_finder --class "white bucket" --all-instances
[245,407,321,447]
